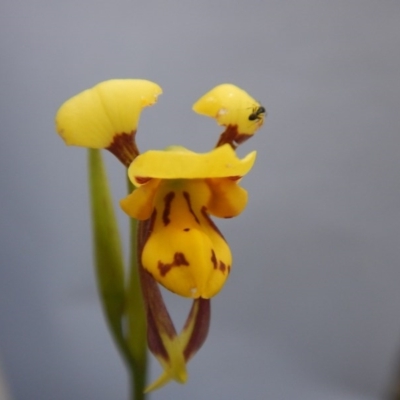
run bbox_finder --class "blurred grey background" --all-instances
[1,1,400,399]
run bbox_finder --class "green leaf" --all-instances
[88,149,127,357]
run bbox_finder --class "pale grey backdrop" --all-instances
[1,1,400,399]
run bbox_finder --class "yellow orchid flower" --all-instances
[55,79,265,394]
[120,145,256,298]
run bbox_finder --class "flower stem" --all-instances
[88,150,148,399]
[88,149,128,359]
[126,178,148,399]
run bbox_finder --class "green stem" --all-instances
[88,149,147,399]
[88,149,128,356]
[126,178,148,399]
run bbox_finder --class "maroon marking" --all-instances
[183,228,190,232]
[183,192,200,224]
[219,261,226,273]
[146,305,169,361]
[141,210,157,249]
[215,125,238,149]
[228,176,241,181]
[158,262,171,277]
[174,252,189,266]
[201,206,226,240]
[135,176,151,184]
[158,252,190,277]
[106,131,139,167]
[148,209,156,235]
[235,132,252,144]
[210,249,218,270]
[215,125,252,149]
[162,192,175,226]
[183,298,211,361]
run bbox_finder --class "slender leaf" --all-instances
[88,149,127,359]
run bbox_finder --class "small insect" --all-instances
[248,105,266,122]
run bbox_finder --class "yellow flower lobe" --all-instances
[55,79,162,165]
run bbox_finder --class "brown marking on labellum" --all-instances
[228,176,241,181]
[219,261,226,273]
[183,191,200,224]
[158,262,171,277]
[162,192,175,226]
[210,249,218,270]
[183,228,190,232]
[201,206,225,240]
[106,131,139,167]
[174,252,189,266]
[158,252,190,277]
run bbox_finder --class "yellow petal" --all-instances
[55,79,162,148]
[146,298,210,391]
[192,83,265,136]
[128,144,256,185]
[206,178,248,218]
[120,179,161,220]
[145,334,187,392]
[142,180,231,298]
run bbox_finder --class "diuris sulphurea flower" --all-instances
[120,145,256,299]
[55,79,265,393]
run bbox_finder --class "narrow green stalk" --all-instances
[88,149,130,361]
[89,149,148,399]
[126,178,148,400]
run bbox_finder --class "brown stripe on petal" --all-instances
[158,252,190,277]
[162,192,175,226]
[183,298,211,362]
[219,261,226,273]
[215,125,253,149]
[183,192,200,224]
[215,125,239,149]
[140,210,157,249]
[146,303,169,361]
[106,131,139,167]
[201,206,226,240]
[210,249,218,270]
[234,132,252,145]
